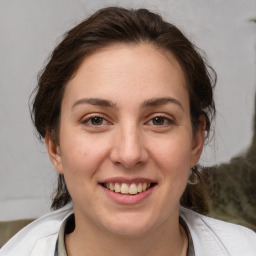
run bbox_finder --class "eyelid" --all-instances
[145,113,176,125]
[81,113,112,125]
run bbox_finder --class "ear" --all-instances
[190,115,206,168]
[45,133,64,174]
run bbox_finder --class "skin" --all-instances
[46,43,205,256]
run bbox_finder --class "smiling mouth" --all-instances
[101,182,156,195]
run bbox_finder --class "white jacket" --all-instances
[0,203,255,256]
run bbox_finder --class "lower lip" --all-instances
[101,185,155,205]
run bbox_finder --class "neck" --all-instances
[65,213,188,256]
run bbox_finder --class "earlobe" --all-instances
[190,116,206,167]
[45,133,64,174]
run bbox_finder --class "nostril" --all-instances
[109,134,149,168]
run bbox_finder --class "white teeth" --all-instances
[129,183,137,194]
[114,183,121,193]
[137,183,142,192]
[104,182,152,195]
[109,183,114,191]
[121,183,129,194]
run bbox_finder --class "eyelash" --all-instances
[81,114,175,127]
[81,114,110,127]
[147,114,175,126]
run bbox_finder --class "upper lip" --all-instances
[98,177,157,184]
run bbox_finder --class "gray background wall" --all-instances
[1,0,255,221]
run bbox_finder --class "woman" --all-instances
[1,7,255,256]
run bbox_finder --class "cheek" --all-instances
[151,134,193,172]
[59,133,109,177]
[150,133,192,200]
[59,136,109,203]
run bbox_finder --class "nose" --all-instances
[110,124,149,169]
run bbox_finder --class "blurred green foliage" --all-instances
[204,94,256,231]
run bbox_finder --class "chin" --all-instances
[108,224,151,238]
[101,212,158,237]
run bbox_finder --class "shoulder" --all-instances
[0,203,73,256]
[180,207,256,256]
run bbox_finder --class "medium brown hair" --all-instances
[31,7,216,212]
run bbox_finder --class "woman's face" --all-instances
[46,43,204,236]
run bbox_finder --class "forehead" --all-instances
[63,43,189,110]
[72,43,185,83]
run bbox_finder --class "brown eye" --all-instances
[90,117,104,125]
[82,116,106,126]
[152,117,166,125]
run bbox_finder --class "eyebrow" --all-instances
[71,97,183,111]
[72,98,117,110]
[141,97,184,111]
